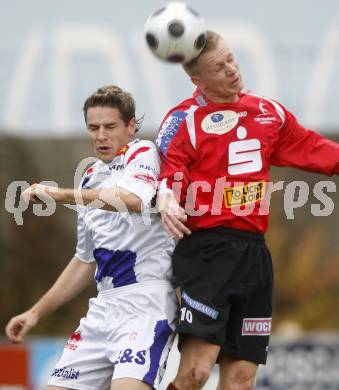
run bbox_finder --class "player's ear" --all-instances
[128,117,137,137]
[191,75,203,89]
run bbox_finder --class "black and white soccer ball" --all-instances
[145,2,207,64]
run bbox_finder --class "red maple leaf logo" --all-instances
[69,331,82,343]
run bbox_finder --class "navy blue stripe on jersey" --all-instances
[143,319,172,386]
[93,248,137,288]
[156,111,188,156]
[81,176,91,188]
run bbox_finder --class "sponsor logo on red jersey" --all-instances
[157,110,188,155]
[255,99,277,124]
[224,181,266,208]
[201,110,239,135]
[228,127,262,175]
[242,318,272,336]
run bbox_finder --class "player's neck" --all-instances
[202,90,240,104]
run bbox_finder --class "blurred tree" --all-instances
[268,166,339,330]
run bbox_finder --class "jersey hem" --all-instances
[97,279,173,297]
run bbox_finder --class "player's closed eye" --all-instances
[88,126,99,132]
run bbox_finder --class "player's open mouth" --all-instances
[231,76,240,86]
[97,146,110,152]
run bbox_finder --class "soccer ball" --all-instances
[145,2,207,64]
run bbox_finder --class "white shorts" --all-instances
[48,281,178,390]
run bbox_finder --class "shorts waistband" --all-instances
[203,226,265,242]
[97,280,173,297]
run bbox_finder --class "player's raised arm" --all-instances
[270,105,339,175]
[21,183,143,212]
[21,141,163,213]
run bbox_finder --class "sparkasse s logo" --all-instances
[228,126,262,175]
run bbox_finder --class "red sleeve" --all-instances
[156,108,196,204]
[271,107,339,176]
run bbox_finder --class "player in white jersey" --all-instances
[5,85,178,390]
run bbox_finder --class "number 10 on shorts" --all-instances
[180,307,193,323]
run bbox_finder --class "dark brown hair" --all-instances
[83,85,142,131]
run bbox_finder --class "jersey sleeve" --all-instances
[270,106,339,175]
[75,204,95,263]
[116,140,160,206]
[156,108,197,204]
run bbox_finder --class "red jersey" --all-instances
[156,90,339,233]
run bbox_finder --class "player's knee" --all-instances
[220,357,258,390]
[223,373,256,390]
[175,364,212,389]
[191,363,212,388]
[228,380,255,390]
[194,366,210,387]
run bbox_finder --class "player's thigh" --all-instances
[177,335,220,376]
[218,355,257,390]
[111,378,152,390]
[109,282,177,388]
[221,242,273,366]
[173,229,252,350]
[47,296,113,390]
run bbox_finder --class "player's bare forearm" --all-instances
[22,184,142,212]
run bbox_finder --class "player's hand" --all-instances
[5,310,39,343]
[21,183,58,203]
[158,192,191,240]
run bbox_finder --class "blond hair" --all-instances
[183,30,223,76]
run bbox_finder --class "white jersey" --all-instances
[75,139,175,291]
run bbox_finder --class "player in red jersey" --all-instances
[157,31,339,390]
